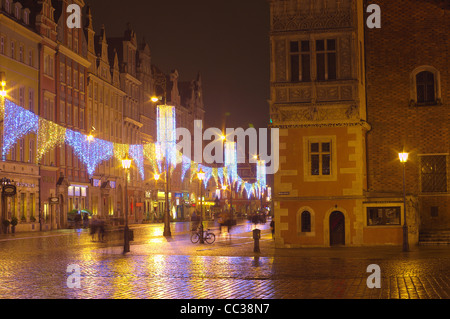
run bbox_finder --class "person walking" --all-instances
[270,219,275,239]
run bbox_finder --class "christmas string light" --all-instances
[113,143,129,163]
[257,159,267,199]
[129,144,145,180]
[2,99,38,157]
[224,141,238,184]
[217,167,224,185]
[36,118,66,162]
[157,105,177,168]
[198,164,213,187]
[1,100,268,190]
[181,155,191,181]
[190,161,198,183]
[65,129,114,176]
[212,167,219,186]
[244,182,255,199]
[143,143,160,174]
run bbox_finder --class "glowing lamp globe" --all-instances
[399,152,409,163]
[197,168,206,181]
[122,156,132,170]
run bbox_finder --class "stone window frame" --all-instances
[296,207,315,237]
[302,135,338,182]
[410,66,442,107]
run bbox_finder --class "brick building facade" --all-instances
[270,0,449,247]
[365,0,449,234]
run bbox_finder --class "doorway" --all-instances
[329,211,345,246]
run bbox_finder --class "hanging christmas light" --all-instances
[156,105,177,168]
[257,159,267,199]
[65,129,114,176]
[143,143,160,174]
[129,144,145,180]
[36,118,66,162]
[244,182,254,199]
[190,162,199,183]
[224,141,238,184]
[198,164,213,187]
[113,143,129,163]
[2,99,39,157]
[181,155,192,181]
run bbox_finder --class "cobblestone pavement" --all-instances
[1,219,450,299]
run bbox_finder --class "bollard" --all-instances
[253,228,261,253]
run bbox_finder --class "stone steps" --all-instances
[419,231,450,245]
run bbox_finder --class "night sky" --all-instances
[84,0,271,131]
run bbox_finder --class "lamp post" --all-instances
[0,72,6,98]
[163,161,171,237]
[399,152,409,252]
[197,168,206,244]
[222,182,234,217]
[122,155,132,254]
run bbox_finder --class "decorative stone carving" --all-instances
[277,104,360,123]
[317,86,339,101]
[276,88,288,102]
[289,87,312,101]
[345,104,359,119]
[274,40,286,82]
[339,36,352,79]
[272,11,353,32]
[340,86,353,100]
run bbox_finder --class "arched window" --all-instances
[301,211,311,232]
[416,71,435,104]
[411,66,441,106]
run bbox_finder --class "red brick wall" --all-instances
[364,0,450,229]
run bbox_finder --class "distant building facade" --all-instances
[270,0,449,247]
[0,0,205,232]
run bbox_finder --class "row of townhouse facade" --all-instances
[0,0,205,232]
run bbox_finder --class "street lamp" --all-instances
[399,151,409,252]
[197,168,206,244]
[0,72,6,97]
[122,155,132,254]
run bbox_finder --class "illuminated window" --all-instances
[367,207,401,226]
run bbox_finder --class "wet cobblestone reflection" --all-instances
[1,220,450,299]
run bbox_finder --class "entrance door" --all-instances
[329,211,345,246]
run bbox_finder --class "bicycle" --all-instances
[190,227,216,244]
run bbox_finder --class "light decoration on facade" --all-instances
[1,100,269,192]
[113,143,129,163]
[129,144,145,180]
[65,129,114,177]
[198,164,213,187]
[36,118,66,162]
[256,159,267,199]
[244,182,255,199]
[143,143,158,173]
[190,162,199,183]
[181,155,191,181]
[156,105,177,169]
[2,99,39,158]
[235,176,244,194]
[224,141,238,184]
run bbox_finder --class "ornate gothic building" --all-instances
[270,0,449,247]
